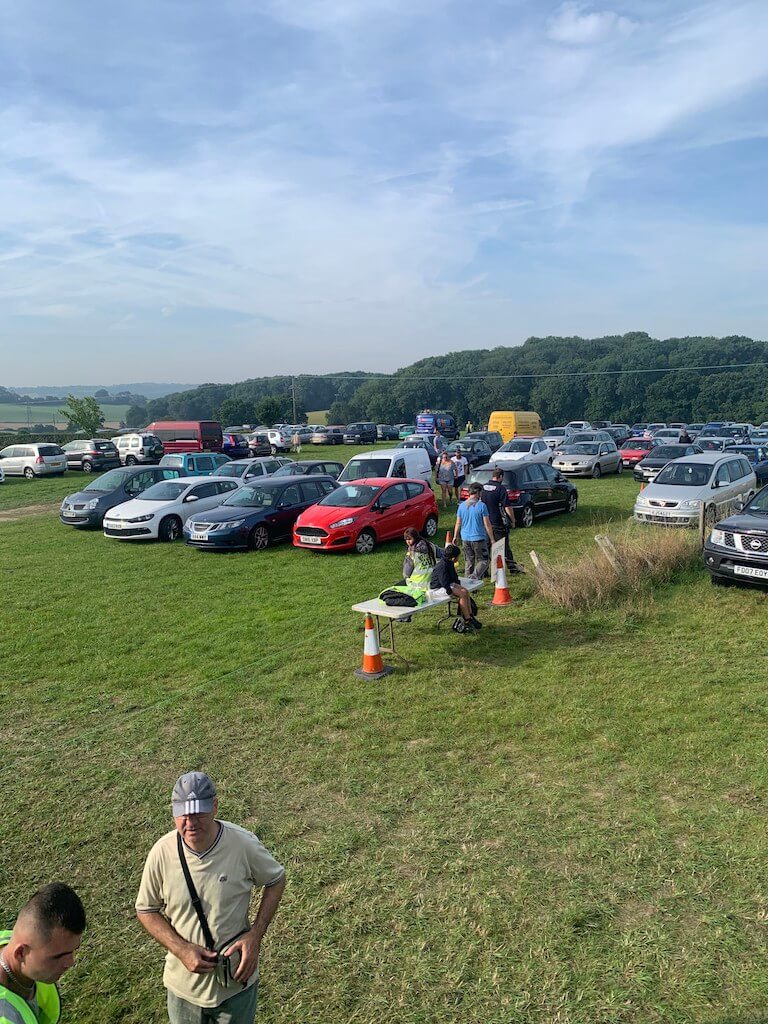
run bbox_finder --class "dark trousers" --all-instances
[491,524,515,569]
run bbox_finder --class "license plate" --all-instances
[299,535,322,545]
[50,461,63,468]
[107,521,123,529]
[647,507,676,517]
[623,459,631,465]
[63,510,78,517]
[192,531,208,541]
[734,565,768,579]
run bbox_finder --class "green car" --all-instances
[397,424,414,439]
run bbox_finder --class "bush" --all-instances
[531,527,700,612]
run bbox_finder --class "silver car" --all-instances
[542,426,575,450]
[489,437,551,467]
[552,441,622,478]
[633,452,756,527]
[0,442,68,478]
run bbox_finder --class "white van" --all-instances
[338,447,432,484]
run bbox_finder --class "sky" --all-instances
[2,0,768,384]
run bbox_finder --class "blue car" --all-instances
[159,452,230,476]
[184,474,339,550]
[221,432,251,458]
[730,445,768,485]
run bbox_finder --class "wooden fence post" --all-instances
[595,534,622,575]
[529,550,545,579]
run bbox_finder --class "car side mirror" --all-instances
[185,494,199,502]
[734,498,744,512]
[711,480,720,489]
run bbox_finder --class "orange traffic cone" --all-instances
[355,614,393,680]
[491,555,513,607]
[445,529,453,545]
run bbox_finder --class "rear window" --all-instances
[38,445,64,456]
[498,440,533,453]
[216,462,247,477]
[94,441,115,451]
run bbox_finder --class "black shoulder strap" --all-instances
[177,832,216,951]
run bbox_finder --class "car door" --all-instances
[374,482,409,538]
[539,462,567,510]
[727,457,755,501]
[273,483,302,537]
[0,446,20,473]
[182,481,224,520]
[125,470,156,499]
[194,455,215,476]
[523,463,551,512]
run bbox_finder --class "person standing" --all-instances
[450,449,469,502]
[1,882,86,1024]
[435,453,455,510]
[291,430,301,454]
[136,771,286,1024]
[454,482,494,579]
[481,467,524,575]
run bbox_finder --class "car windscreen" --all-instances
[566,443,599,455]
[654,462,712,487]
[339,459,390,481]
[318,484,381,507]
[216,462,247,477]
[139,481,189,500]
[746,489,768,514]
[83,469,132,491]
[161,455,185,465]
[651,446,687,459]
[498,440,532,452]
[543,429,566,437]
[222,485,276,507]
[622,440,654,451]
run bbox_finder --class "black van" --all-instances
[343,422,378,444]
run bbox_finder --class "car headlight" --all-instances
[129,513,155,523]
[85,498,100,510]
[710,529,726,546]
[330,516,357,529]
[679,499,701,509]
[223,519,245,529]
[636,496,650,507]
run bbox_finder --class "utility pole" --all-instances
[291,376,297,422]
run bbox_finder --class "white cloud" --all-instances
[547,2,636,46]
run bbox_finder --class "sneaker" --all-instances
[470,616,483,630]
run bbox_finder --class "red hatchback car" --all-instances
[618,437,659,468]
[292,477,439,554]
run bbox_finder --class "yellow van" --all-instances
[487,410,543,442]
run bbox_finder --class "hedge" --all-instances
[0,431,100,448]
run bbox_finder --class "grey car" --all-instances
[0,442,67,477]
[552,441,622,478]
[59,465,183,527]
[633,452,757,527]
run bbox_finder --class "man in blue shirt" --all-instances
[454,482,494,579]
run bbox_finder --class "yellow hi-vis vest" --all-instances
[0,933,61,1024]
[405,548,435,590]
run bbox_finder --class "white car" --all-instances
[0,464,4,484]
[490,437,551,466]
[103,475,239,541]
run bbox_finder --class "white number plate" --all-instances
[299,535,322,545]
[192,531,208,541]
[107,521,123,529]
[63,510,78,517]
[623,459,631,465]
[648,507,676,517]
[734,565,768,579]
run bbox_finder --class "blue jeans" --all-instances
[167,984,258,1024]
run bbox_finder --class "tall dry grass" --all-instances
[531,527,700,612]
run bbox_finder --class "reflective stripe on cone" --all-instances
[491,554,512,606]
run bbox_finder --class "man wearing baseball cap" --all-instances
[136,772,286,1024]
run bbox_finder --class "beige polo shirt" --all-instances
[136,820,284,1008]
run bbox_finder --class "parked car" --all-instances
[629,423,648,437]
[688,423,704,438]
[591,420,612,429]
[566,430,614,445]
[376,424,400,441]
[606,425,630,446]
[632,444,700,484]
[619,438,659,468]
[490,437,551,466]
[704,485,768,585]
[646,423,667,435]
[145,420,223,453]
[0,465,4,484]
[729,445,768,485]
[273,459,344,479]
[103,476,239,541]
[465,430,504,452]
[565,420,592,431]
[59,466,183,527]
[213,457,287,483]
[693,436,734,453]
[159,452,231,475]
[445,439,493,468]
[221,432,251,459]
[541,427,574,450]
[652,428,685,444]
[552,441,622,478]
[343,422,378,445]
[461,462,578,528]
[633,453,756,527]
[339,447,432,484]
[0,442,67,477]
[246,431,272,457]
[265,429,293,453]
[396,424,414,440]
[402,436,439,467]
[311,425,346,445]
[293,478,439,553]
[184,474,339,551]
[61,439,121,473]
[111,433,164,465]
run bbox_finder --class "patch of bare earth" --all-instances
[0,504,57,522]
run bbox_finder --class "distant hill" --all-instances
[5,382,194,400]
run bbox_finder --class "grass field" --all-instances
[304,409,329,425]
[3,451,768,1023]
[0,401,131,428]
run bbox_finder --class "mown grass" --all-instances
[0,400,130,427]
[3,455,768,1023]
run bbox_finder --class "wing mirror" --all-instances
[185,494,200,502]
[734,498,744,512]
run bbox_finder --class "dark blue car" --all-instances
[183,474,338,551]
[730,445,768,485]
[221,432,251,458]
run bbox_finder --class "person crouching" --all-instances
[429,544,482,632]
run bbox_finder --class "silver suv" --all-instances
[0,442,68,477]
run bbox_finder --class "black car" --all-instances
[247,431,272,457]
[183,474,339,551]
[465,430,503,452]
[632,444,700,484]
[376,424,399,441]
[222,432,251,458]
[401,437,439,466]
[273,459,343,479]
[704,486,768,586]
[606,426,630,447]
[59,466,183,527]
[343,422,377,444]
[465,462,578,528]
[446,439,493,467]
[61,439,121,473]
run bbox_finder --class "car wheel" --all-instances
[521,504,535,528]
[567,492,578,514]
[82,460,93,473]
[126,455,137,466]
[615,460,623,475]
[159,515,182,542]
[249,525,269,551]
[23,466,35,479]
[424,514,438,537]
[355,528,376,554]
[592,464,602,479]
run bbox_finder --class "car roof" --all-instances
[351,447,409,458]
[337,476,424,486]
[241,473,336,487]
[669,452,738,464]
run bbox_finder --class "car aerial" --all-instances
[376,423,400,441]
[343,422,378,445]
[401,436,439,466]
[541,427,575,450]
[212,456,287,483]
[111,432,165,465]
[490,437,551,466]
[461,462,578,527]
[445,438,493,468]
[729,445,768,485]
[221,432,251,459]
[464,430,504,452]
[693,436,734,452]
[633,452,756,527]
[0,442,67,477]
[61,439,121,473]
[396,424,413,439]
[59,466,183,527]
[619,438,659,468]
[159,452,231,475]
[246,431,272,457]
[632,444,700,484]
[103,476,240,541]
[704,485,768,586]
[184,474,339,551]
[311,425,345,445]
[273,459,344,479]
[552,441,622,478]
[293,477,439,554]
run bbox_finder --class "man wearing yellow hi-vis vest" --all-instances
[0,883,85,1024]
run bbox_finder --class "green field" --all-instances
[0,401,131,428]
[3,452,768,1023]
[304,409,329,425]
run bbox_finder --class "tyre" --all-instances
[355,528,376,554]
[158,516,181,542]
[567,492,578,514]
[249,524,269,551]
[82,460,93,473]
[423,514,438,537]
[592,464,602,479]
[125,455,137,466]
[521,504,535,529]
[23,466,34,479]
[615,460,623,475]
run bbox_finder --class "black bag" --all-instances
[379,588,418,607]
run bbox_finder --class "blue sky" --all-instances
[2,0,768,384]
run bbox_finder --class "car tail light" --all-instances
[507,489,522,501]
[87,449,99,456]
[460,486,469,500]
[35,455,44,464]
